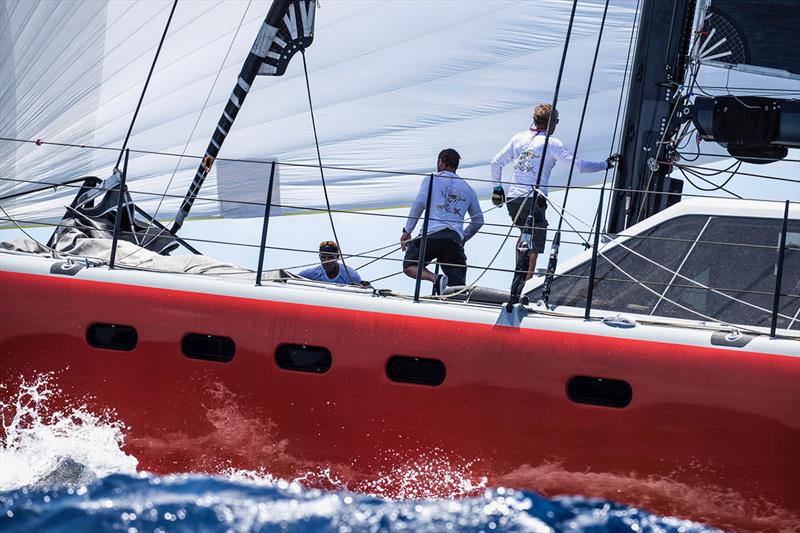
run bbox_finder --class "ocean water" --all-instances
[0,373,726,533]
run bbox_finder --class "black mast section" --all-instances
[171,0,316,234]
[606,0,696,234]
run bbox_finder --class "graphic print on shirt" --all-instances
[437,185,466,216]
[513,148,540,174]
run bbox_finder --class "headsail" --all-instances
[1,1,637,224]
[171,0,317,233]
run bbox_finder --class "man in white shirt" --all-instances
[401,149,484,295]
[491,104,615,281]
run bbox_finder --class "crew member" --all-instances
[401,148,484,295]
[491,103,617,280]
[298,240,362,284]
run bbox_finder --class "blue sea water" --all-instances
[0,473,724,533]
[0,373,726,533]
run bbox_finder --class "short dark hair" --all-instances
[319,240,338,253]
[438,148,460,170]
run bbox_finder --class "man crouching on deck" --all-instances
[400,149,483,295]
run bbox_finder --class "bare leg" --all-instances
[525,252,538,281]
[404,265,436,283]
[515,235,538,280]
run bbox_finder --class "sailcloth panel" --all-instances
[1,0,638,223]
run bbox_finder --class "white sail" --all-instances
[1,0,639,224]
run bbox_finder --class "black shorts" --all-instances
[403,229,467,286]
[506,195,548,254]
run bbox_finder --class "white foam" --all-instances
[0,372,138,490]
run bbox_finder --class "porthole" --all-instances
[386,355,445,386]
[567,375,632,408]
[182,333,235,363]
[86,323,138,351]
[275,344,331,373]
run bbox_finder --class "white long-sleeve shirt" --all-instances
[491,129,607,199]
[404,171,484,241]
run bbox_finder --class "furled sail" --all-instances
[1,0,638,225]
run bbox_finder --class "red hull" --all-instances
[2,270,799,531]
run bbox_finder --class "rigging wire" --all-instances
[503,0,581,309]
[542,0,612,302]
[594,0,642,238]
[114,0,178,170]
[681,151,800,164]
[138,0,253,248]
[0,177,97,202]
[3,134,797,190]
[300,48,353,283]
[0,204,61,256]
[677,162,742,196]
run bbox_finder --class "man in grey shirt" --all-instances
[400,148,484,295]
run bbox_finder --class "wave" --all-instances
[0,372,137,490]
[0,473,726,533]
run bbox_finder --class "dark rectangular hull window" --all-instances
[275,344,331,373]
[567,376,632,408]
[86,323,138,351]
[387,356,446,386]
[182,334,235,363]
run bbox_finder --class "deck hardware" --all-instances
[710,331,753,348]
[601,314,637,328]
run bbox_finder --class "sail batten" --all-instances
[698,0,800,80]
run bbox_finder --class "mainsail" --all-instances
[696,0,799,79]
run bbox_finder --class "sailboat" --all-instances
[1,0,798,531]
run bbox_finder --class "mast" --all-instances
[170,0,317,234]
[606,0,695,234]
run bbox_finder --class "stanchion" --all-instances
[584,185,605,319]
[256,161,277,286]
[109,149,129,270]
[769,200,790,337]
[413,173,435,302]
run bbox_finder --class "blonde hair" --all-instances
[533,104,558,129]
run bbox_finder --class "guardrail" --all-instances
[0,140,798,334]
